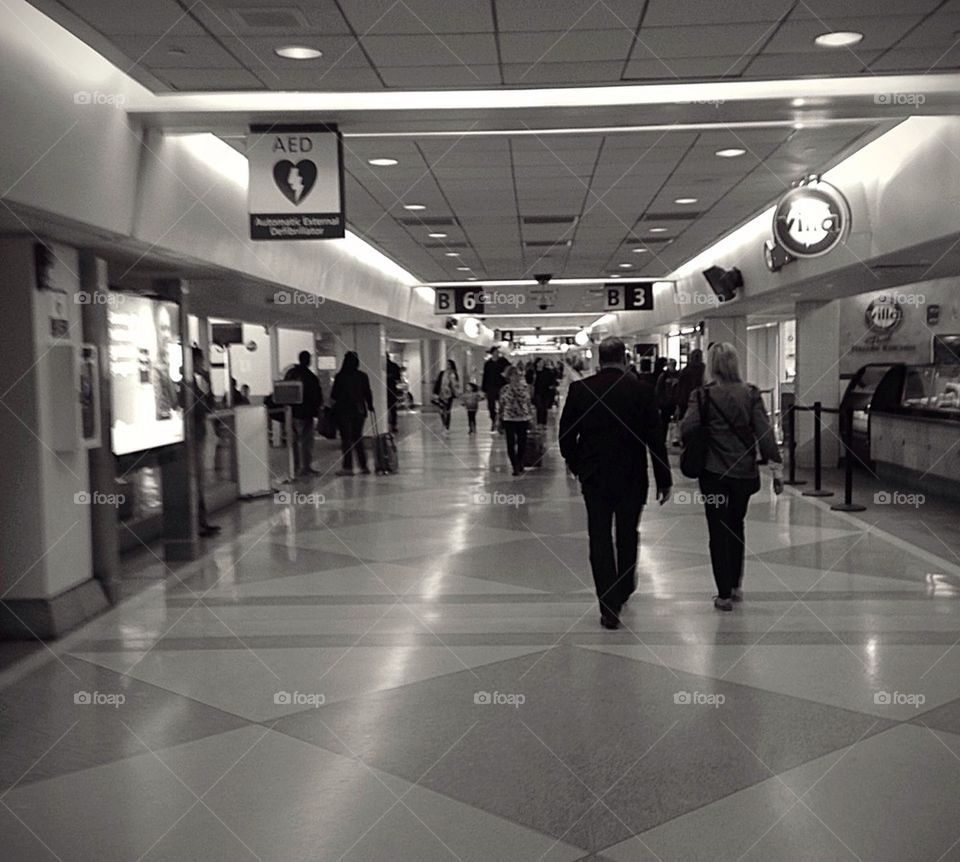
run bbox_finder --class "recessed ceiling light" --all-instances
[445,252,460,257]
[618,263,633,269]
[632,247,649,253]
[168,47,187,57]
[428,232,447,238]
[456,266,471,271]
[792,98,807,108]
[368,158,398,166]
[467,277,478,281]
[674,197,698,205]
[649,227,668,233]
[274,45,322,60]
[403,204,426,211]
[716,148,746,158]
[610,274,622,278]
[814,31,863,48]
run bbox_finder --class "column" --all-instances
[704,315,748,358]
[340,323,388,418]
[420,338,445,412]
[158,278,201,562]
[0,239,107,638]
[795,300,841,467]
[79,252,120,600]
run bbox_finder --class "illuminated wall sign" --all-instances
[603,281,655,311]
[248,124,345,240]
[772,178,849,258]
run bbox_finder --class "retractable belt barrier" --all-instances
[783,402,867,513]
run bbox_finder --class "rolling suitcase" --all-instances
[523,427,545,468]
[371,409,398,474]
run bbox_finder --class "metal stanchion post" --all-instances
[831,406,866,512]
[783,403,806,486]
[802,401,834,497]
[284,405,296,482]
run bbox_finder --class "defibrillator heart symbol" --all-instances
[273,159,317,205]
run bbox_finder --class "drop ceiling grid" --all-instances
[36,0,960,91]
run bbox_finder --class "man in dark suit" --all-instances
[559,337,672,629]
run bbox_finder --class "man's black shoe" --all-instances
[600,614,620,630]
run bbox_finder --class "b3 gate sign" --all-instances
[603,282,655,311]
[248,124,346,240]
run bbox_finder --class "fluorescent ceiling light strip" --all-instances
[345,118,884,139]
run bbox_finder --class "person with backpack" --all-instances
[680,343,783,611]
[654,358,681,446]
[283,351,324,478]
[330,351,373,476]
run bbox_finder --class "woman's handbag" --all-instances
[679,389,710,479]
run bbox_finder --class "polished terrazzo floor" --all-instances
[3,414,960,861]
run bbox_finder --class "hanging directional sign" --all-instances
[434,287,486,315]
[248,124,345,240]
[603,281,655,311]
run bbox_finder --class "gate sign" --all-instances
[248,124,345,240]
[434,287,486,315]
[772,179,849,258]
[604,282,654,312]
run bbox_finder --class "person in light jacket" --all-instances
[498,365,534,476]
[680,342,783,611]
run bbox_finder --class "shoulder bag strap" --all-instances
[708,389,757,453]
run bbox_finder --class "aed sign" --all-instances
[248,124,345,240]
[772,180,849,258]
[434,288,486,315]
[603,282,655,311]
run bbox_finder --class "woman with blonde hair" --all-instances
[680,342,783,611]
[498,365,534,475]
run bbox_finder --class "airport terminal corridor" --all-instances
[3,421,960,862]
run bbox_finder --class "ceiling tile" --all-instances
[58,0,204,35]
[266,67,384,90]
[869,46,960,72]
[499,28,634,65]
[643,0,791,26]
[160,68,266,90]
[495,0,641,32]
[339,0,495,34]
[622,54,751,79]
[379,65,501,87]
[360,33,499,67]
[502,61,626,85]
[743,51,878,76]
[631,22,781,59]
[110,34,241,69]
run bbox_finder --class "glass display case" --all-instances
[901,364,960,415]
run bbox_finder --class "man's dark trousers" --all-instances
[582,481,644,619]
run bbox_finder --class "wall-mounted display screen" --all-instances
[109,295,184,456]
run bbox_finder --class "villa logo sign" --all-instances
[772,178,849,258]
[864,295,905,337]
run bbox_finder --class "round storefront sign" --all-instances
[772,182,849,258]
[864,296,904,336]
